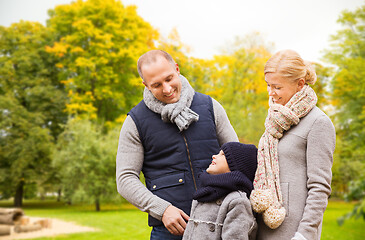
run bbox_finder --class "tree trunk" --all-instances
[57,189,61,202]
[95,198,100,212]
[14,180,24,207]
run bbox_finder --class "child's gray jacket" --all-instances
[183,190,257,240]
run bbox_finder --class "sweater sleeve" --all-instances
[116,115,171,220]
[222,195,257,240]
[297,115,336,239]
[212,98,239,146]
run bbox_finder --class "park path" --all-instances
[0,216,96,240]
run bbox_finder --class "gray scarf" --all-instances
[143,75,199,131]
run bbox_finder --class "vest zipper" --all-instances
[182,133,198,191]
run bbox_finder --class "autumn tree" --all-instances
[0,21,67,206]
[45,0,158,126]
[208,34,272,144]
[324,4,365,220]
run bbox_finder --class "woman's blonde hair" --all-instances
[264,49,317,85]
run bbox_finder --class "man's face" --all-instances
[142,56,182,104]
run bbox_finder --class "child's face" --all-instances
[206,150,231,175]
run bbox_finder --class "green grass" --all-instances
[0,200,151,240]
[0,199,364,240]
[322,200,365,240]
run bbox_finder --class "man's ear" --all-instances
[175,63,180,74]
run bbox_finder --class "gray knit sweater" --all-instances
[116,98,239,221]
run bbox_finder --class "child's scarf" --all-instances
[193,171,253,202]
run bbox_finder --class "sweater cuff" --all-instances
[149,200,172,221]
[291,232,307,240]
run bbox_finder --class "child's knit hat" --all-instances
[221,142,258,182]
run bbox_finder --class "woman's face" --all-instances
[206,150,231,175]
[265,72,304,106]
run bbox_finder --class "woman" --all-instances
[250,50,336,240]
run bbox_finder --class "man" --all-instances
[116,50,238,239]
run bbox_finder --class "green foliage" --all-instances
[46,0,158,124]
[311,63,333,109]
[0,94,53,198]
[324,5,365,149]
[324,4,365,221]
[331,136,364,196]
[53,119,120,210]
[337,180,365,225]
[0,21,67,205]
[0,21,68,139]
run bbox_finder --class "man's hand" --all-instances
[162,205,190,235]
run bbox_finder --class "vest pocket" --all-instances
[149,172,185,191]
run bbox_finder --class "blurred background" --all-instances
[0,0,364,239]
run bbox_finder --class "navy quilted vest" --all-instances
[128,92,220,226]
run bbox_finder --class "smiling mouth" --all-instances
[165,91,174,97]
[210,160,216,165]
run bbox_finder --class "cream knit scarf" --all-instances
[250,85,317,229]
[143,75,199,132]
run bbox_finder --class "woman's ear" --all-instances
[297,78,305,91]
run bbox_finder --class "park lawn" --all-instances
[322,200,365,240]
[0,199,364,240]
[0,200,151,240]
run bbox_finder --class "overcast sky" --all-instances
[0,0,364,63]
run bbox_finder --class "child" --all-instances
[183,142,258,240]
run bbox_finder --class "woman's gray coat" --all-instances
[257,107,336,240]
